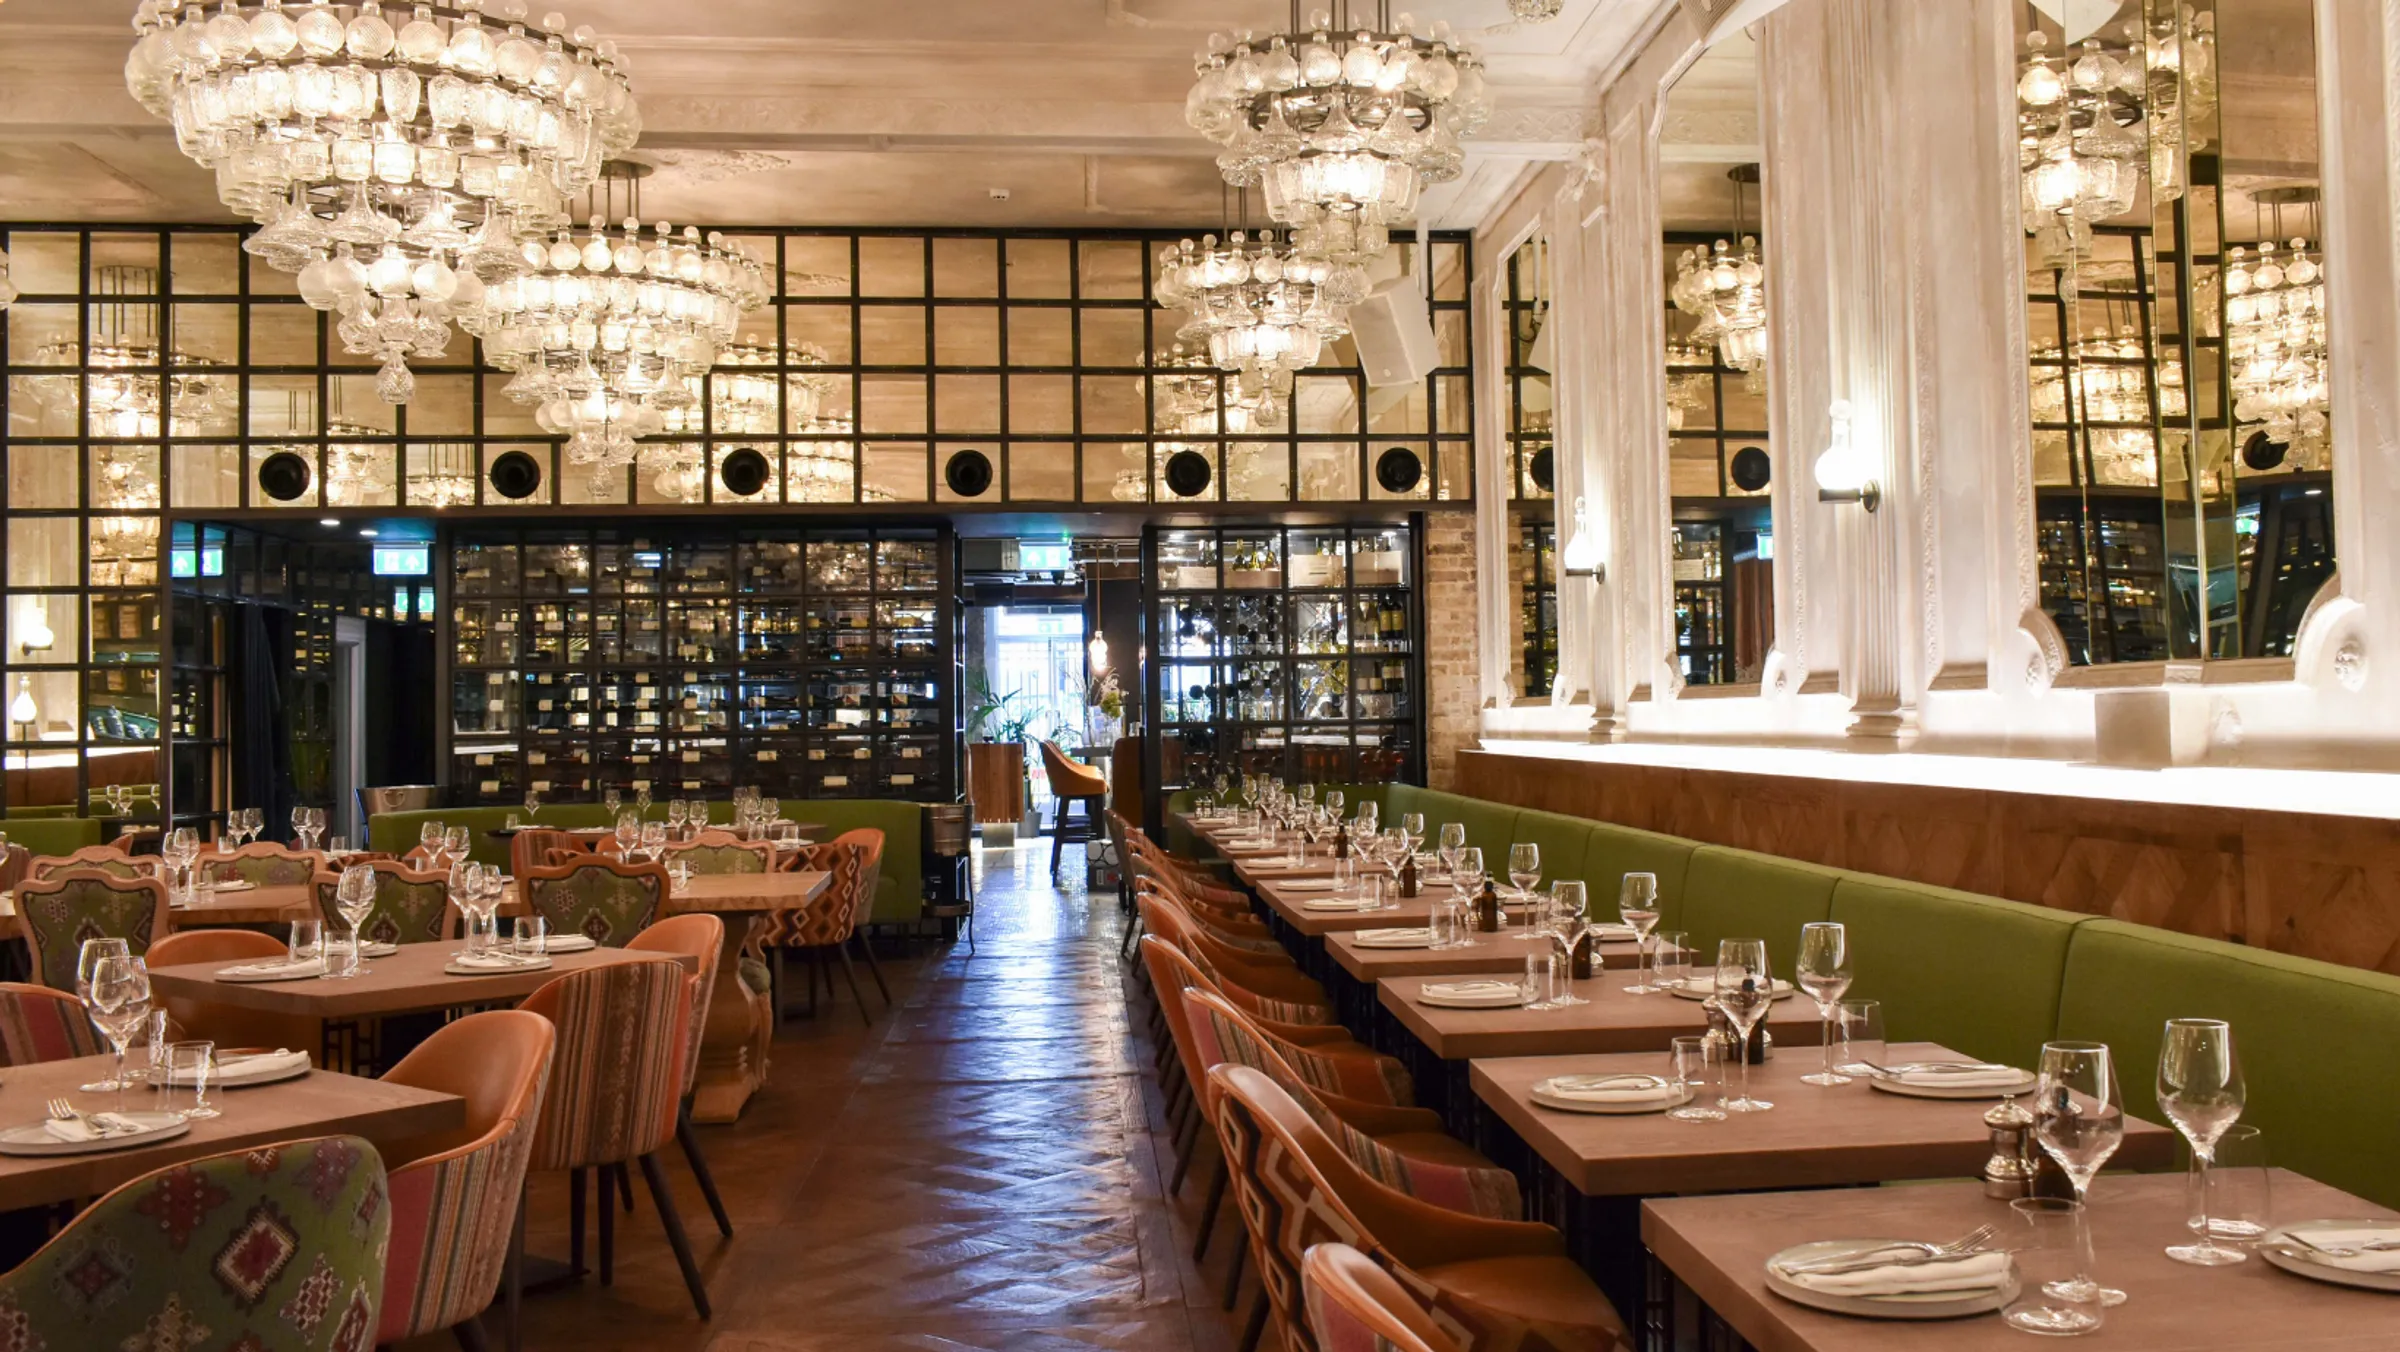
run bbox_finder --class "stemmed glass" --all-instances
[1300,807,1326,859]
[641,822,668,861]
[523,789,542,821]
[668,800,690,840]
[419,821,446,865]
[85,955,151,1110]
[444,825,471,866]
[1714,938,1775,1113]
[2033,1041,2128,1306]
[1547,880,1591,1005]
[634,786,653,817]
[1795,921,1854,1086]
[614,810,641,858]
[2159,1018,2248,1266]
[1618,873,1662,994]
[477,867,510,956]
[1452,847,1485,937]
[1323,790,1345,824]
[1400,812,1425,856]
[601,788,621,817]
[291,805,310,846]
[75,938,133,1091]
[1506,843,1541,937]
[1437,823,1466,880]
[104,784,130,818]
[333,864,376,977]
[162,827,200,903]
[447,859,477,955]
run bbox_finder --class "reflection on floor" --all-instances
[409,841,1244,1352]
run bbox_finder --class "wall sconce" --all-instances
[1560,494,1605,582]
[1812,399,1881,512]
[15,602,53,658]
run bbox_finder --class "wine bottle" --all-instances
[1474,878,1501,933]
[1569,931,1596,981]
[1399,851,1419,898]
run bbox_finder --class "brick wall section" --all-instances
[1422,510,1481,791]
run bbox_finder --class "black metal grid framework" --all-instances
[1504,237,1552,501]
[1142,518,1424,820]
[1514,514,1556,698]
[442,522,959,808]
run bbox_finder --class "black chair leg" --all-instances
[597,1162,616,1285]
[618,1160,636,1214]
[1221,1243,1245,1309]
[1193,1157,1226,1261]
[568,1168,588,1279]
[677,1102,734,1238]
[852,931,891,1004]
[638,1151,713,1320]
[454,1318,491,1352]
[1238,1292,1267,1352]
[1049,806,1065,884]
[834,944,873,1024]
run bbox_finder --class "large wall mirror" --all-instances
[1660,33,1774,687]
[1505,232,1558,699]
[2017,0,2332,667]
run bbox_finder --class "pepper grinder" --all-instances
[1983,1096,2039,1200]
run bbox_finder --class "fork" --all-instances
[2281,1232,2400,1259]
[1779,1224,1998,1276]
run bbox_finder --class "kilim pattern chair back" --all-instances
[1134,891,1335,1026]
[26,845,151,883]
[0,981,102,1064]
[309,861,458,946]
[15,868,171,991]
[203,843,323,887]
[519,857,666,947]
[663,838,773,875]
[521,958,690,1171]
[753,829,880,948]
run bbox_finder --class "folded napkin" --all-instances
[542,933,598,953]
[448,951,545,972]
[1280,879,1341,891]
[1299,897,1381,912]
[1589,923,1638,941]
[1778,1250,2011,1298]
[1890,1066,2029,1089]
[1353,927,1434,947]
[2277,1228,2400,1273]
[218,958,324,979]
[1425,980,1522,999]
[207,1048,312,1081]
[43,1112,147,1143]
[1536,1073,1682,1104]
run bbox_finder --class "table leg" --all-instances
[690,914,769,1124]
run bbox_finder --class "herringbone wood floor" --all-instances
[400,843,1242,1352]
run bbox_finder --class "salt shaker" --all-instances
[1983,1096,2039,1199]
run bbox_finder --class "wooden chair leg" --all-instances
[597,1162,616,1285]
[834,943,873,1024]
[677,1101,734,1238]
[568,1168,588,1279]
[770,946,787,1025]
[638,1151,713,1320]
[1193,1155,1226,1261]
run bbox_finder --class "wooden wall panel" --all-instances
[1457,749,2400,976]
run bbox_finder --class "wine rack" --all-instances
[1671,521,1733,685]
[447,524,959,806]
[1143,520,1422,810]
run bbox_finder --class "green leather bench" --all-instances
[1,816,104,858]
[367,800,928,925]
[1829,876,2085,1071]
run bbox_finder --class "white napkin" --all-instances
[1589,923,1638,941]
[1779,1251,2011,1297]
[218,957,325,978]
[1280,879,1341,891]
[1353,927,1434,947]
[205,1048,312,1082]
[2278,1227,2400,1273]
[449,951,541,972]
[1425,980,1521,999]
[43,1112,146,1143]
[542,933,598,953]
[1892,1066,2030,1089]
[1300,896,1380,912]
[1536,1074,1682,1105]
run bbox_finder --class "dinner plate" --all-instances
[1351,928,1435,949]
[1867,1069,2038,1100]
[215,960,326,983]
[1416,982,1525,1009]
[1530,1076,1695,1115]
[1665,976,1798,1001]
[166,1051,311,1088]
[1763,1240,2019,1320]
[444,957,554,976]
[356,941,400,958]
[0,1111,190,1157]
[2258,1222,2400,1293]
[1279,879,1342,891]
[1298,897,1383,912]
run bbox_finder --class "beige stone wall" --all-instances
[1422,510,1480,791]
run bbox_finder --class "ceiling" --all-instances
[0,0,1677,231]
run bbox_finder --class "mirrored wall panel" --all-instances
[1504,232,1559,700]
[1661,33,1775,686]
[2017,0,2331,665]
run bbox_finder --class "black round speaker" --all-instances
[257,451,313,502]
[1374,446,1424,494]
[719,446,772,497]
[1528,445,1555,494]
[2241,430,2288,472]
[944,448,994,497]
[1730,445,1773,493]
[1164,449,1214,498]
[488,450,543,500]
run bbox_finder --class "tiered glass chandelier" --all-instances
[2225,237,2328,456]
[125,0,643,400]
[1155,229,1347,401]
[34,266,234,436]
[1186,5,1488,282]
[2016,27,2145,263]
[1671,237,1767,375]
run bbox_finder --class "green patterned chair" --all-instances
[308,861,458,947]
[24,844,151,884]
[0,982,102,1064]
[0,1134,390,1352]
[663,833,773,875]
[203,843,324,888]
[519,857,665,948]
[14,868,170,991]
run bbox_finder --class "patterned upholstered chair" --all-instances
[1135,892,1338,1026]
[627,914,733,1239]
[202,842,324,887]
[376,1008,555,1351]
[663,834,773,875]
[1209,1065,1628,1352]
[0,843,30,894]
[518,856,666,948]
[307,861,458,946]
[520,958,709,1317]
[0,1135,391,1352]
[1302,1243,1458,1352]
[0,981,101,1065]
[754,828,885,1024]
[146,929,324,1059]
[14,868,170,992]
[24,845,152,883]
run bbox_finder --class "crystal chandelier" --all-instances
[33,267,233,436]
[1152,343,1287,435]
[1186,6,1489,276]
[658,340,838,438]
[1156,230,1348,395]
[2225,237,2329,455]
[2016,27,2144,263]
[1671,237,1767,374]
[91,446,162,585]
[405,441,479,506]
[787,415,886,504]
[125,0,643,400]
[645,442,706,501]
[2031,328,2162,487]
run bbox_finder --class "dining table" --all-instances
[664,869,831,1123]
[1379,967,1824,1062]
[1326,927,1673,982]
[0,1053,462,1213]
[143,939,693,1022]
[1642,1170,2400,1351]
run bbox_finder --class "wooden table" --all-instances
[1642,1170,2400,1352]
[1475,1042,2177,1198]
[1328,929,1670,982]
[1253,878,1439,936]
[145,940,696,1019]
[1379,968,1824,1062]
[0,1054,461,1213]
[666,870,830,1124]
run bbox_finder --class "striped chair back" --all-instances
[310,861,457,946]
[26,846,151,884]
[0,982,102,1065]
[510,828,576,882]
[626,914,724,1098]
[0,844,30,894]
[1302,1243,1457,1352]
[520,857,666,948]
[521,958,690,1171]
[201,843,323,887]
[15,869,170,992]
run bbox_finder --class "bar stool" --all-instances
[1037,740,1108,887]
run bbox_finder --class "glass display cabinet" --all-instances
[448,524,959,806]
[1143,520,1422,815]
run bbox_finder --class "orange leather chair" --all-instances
[627,914,734,1240]
[0,983,101,1065]
[1038,739,1109,886]
[1302,1243,1458,1352]
[144,929,322,1059]
[755,827,886,1024]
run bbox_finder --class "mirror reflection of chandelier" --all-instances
[1671,237,1767,374]
[1156,229,1348,392]
[1151,344,1288,436]
[33,267,232,436]
[645,443,707,502]
[0,246,16,310]
[2015,27,2145,263]
[2226,236,2329,456]
[2030,328,2164,487]
[405,442,479,507]
[90,444,161,584]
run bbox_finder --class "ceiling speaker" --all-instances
[720,446,772,497]
[944,448,995,497]
[1730,445,1773,493]
[1164,450,1214,498]
[1374,446,1424,494]
[1528,446,1555,494]
[1350,275,1440,388]
[257,451,313,502]
[488,450,542,500]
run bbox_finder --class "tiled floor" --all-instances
[414,842,1245,1352]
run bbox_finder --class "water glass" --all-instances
[669,860,693,894]
[1331,855,1356,889]
[1521,951,1555,1009]
[288,919,323,966]
[142,1009,170,1083]
[1668,1035,1727,1122]
[515,916,551,960]
[2002,1198,2103,1336]
[2186,1124,2272,1244]
[1652,930,1690,992]
[1834,999,1885,1075]
[164,1040,219,1119]
[323,933,360,979]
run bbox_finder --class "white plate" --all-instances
[167,1052,311,1088]
[0,1111,190,1157]
[1416,983,1525,1009]
[1298,897,1382,912]
[1867,1069,2038,1100]
[215,961,326,983]
[1351,928,1435,949]
[2258,1223,2400,1293]
[357,941,400,958]
[1530,1078,1695,1115]
[1665,976,1798,1001]
[444,957,553,976]
[1763,1240,2019,1320]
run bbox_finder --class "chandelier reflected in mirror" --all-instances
[1155,229,1348,396]
[32,267,233,437]
[2226,231,2328,460]
[126,0,643,400]
[1669,167,1768,376]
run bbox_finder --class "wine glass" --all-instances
[1452,847,1484,913]
[667,799,689,839]
[1618,873,1662,994]
[334,864,376,976]
[75,938,133,1091]
[1795,921,1854,1086]
[1400,812,1425,852]
[1506,843,1541,934]
[2033,1041,2128,1306]
[1548,880,1591,1005]
[1323,789,1344,820]
[1297,783,1316,808]
[1437,822,1466,878]
[303,807,327,850]
[641,822,668,861]
[447,859,478,956]
[1714,939,1774,1113]
[86,955,151,1110]
[291,805,310,844]
[614,810,641,858]
[1354,801,1378,836]
[419,821,445,864]
[477,867,510,955]
[634,786,653,815]
[601,788,621,817]
[2158,1018,2248,1266]
[444,825,471,865]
